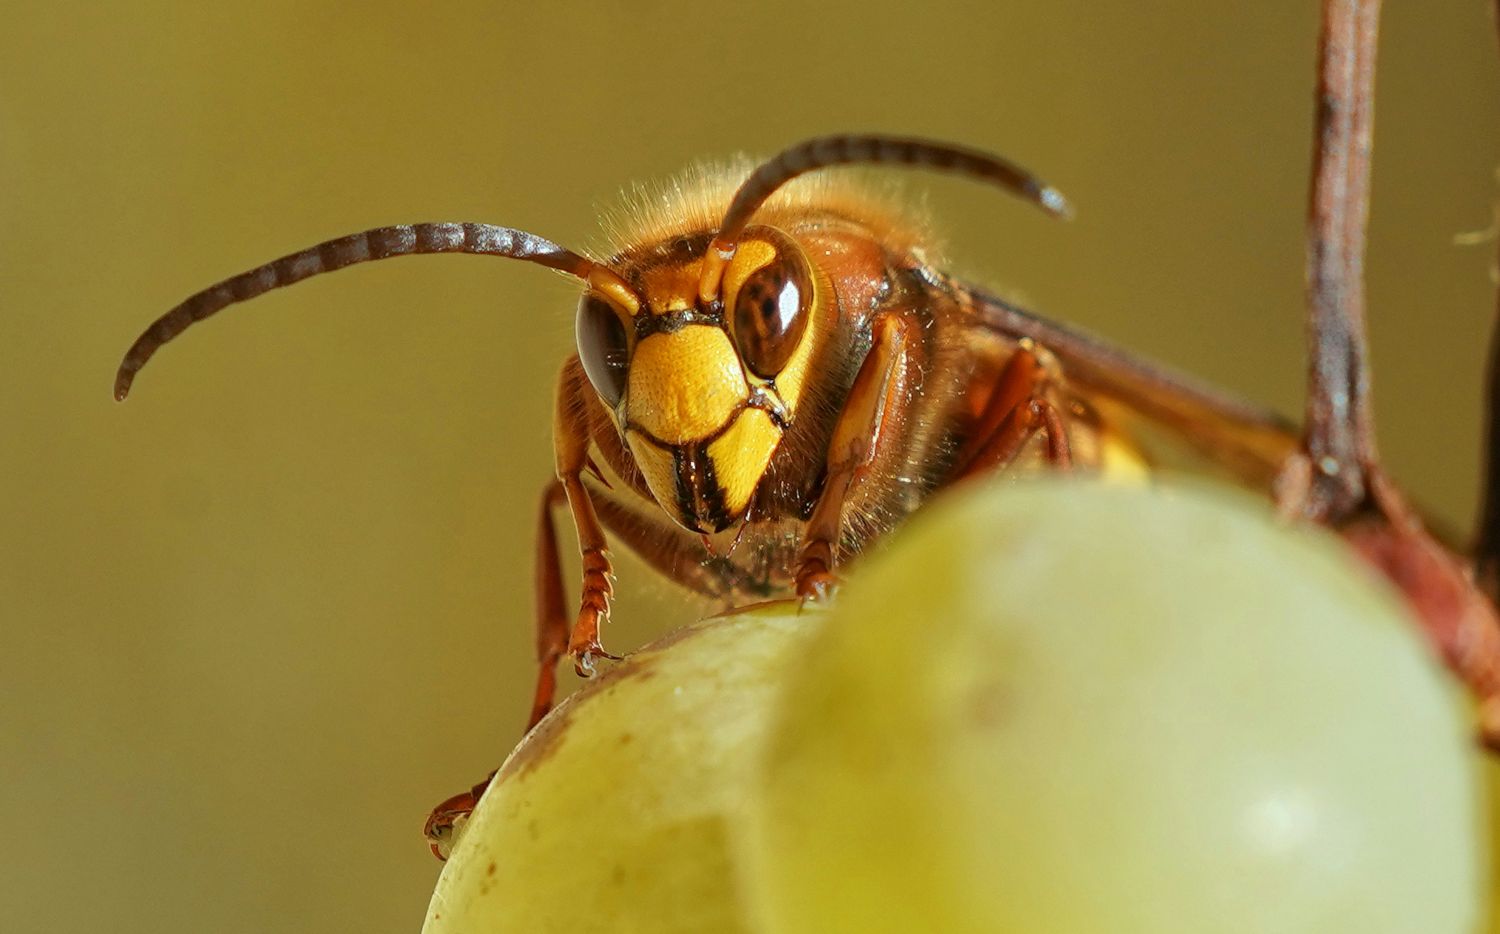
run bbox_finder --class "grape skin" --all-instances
[742,480,1485,934]
[425,480,1486,932]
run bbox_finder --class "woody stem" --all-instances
[1474,0,1500,595]
[1296,0,1382,523]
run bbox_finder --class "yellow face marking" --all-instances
[626,326,747,444]
[720,239,778,306]
[706,407,783,517]
[634,263,704,315]
[624,429,680,522]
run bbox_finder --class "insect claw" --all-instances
[570,643,623,678]
[796,572,841,606]
[573,652,596,678]
[423,791,478,861]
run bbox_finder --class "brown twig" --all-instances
[1281,0,1382,523]
[1473,0,1500,600]
[1291,0,1500,743]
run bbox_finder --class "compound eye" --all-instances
[728,242,812,379]
[576,294,630,408]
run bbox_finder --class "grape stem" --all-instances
[1278,0,1382,524]
[1473,0,1500,600]
[1274,0,1500,743]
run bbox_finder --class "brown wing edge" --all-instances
[967,289,1299,488]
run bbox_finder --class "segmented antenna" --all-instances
[115,222,636,400]
[698,134,1073,304]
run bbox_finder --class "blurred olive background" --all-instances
[2,1,1498,931]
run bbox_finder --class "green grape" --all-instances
[741,480,1486,934]
[422,606,818,934]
